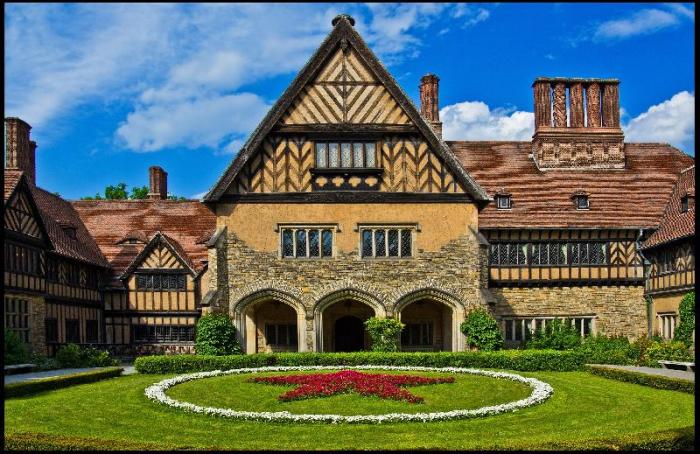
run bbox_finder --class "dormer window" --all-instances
[495,194,512,210]
[315,142,377,168]
[573,193,589,210]
[61,225,77,239]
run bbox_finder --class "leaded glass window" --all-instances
[281,228,334,258]
[360,228,414,258]
[489,243,527,265]
[570,242,607,265]
[531,243,567,265]
[503,316,596,342]
[314,142,378,168]
[136,273,186,290]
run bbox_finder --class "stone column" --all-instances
[552,82,567,128]
[602,83,620,127]
[533,81,552,128]
[569,82,585,128]
[586,83,601,127]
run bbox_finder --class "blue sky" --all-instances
[4,3,695,200]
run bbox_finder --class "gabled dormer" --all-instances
[3,171,50,247]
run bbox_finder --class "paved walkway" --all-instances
[4,365,135,385]
[592,364,694,382]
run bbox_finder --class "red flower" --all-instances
[249,370,454,403]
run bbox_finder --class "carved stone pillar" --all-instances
[602,83,620,127]
[586,83,601,127]
[533,81,552,128]
[569,82,585,128]
[552,82,567,128]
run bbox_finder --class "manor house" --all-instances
[4,15,694,356]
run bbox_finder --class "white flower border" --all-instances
[145,365,553,424]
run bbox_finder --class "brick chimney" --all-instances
[4,117,37,185]
[419,74,442,139]
[148,166,168,200]
[532,78,625,170]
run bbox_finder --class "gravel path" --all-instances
[593,364,694,381]
[4,364,135,385]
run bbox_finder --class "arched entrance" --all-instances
[395,289,466,352]
[334,315,365,352]
[314,290,385,352]
[233,290,306,354]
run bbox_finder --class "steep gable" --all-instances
[204,15,488,203]
[4,177,47,241]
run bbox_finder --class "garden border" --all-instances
[145,365,553,424]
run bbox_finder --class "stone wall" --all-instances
[491,285,647,338]
[220,228,489,352]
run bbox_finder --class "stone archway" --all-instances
[313,289,386,352]
[394,288,466,352]
[232,289,307,353]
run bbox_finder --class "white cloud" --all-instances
[6,3,490,153]
[593,8,679,41]
[624,91,695,151]
[440,101,534,141]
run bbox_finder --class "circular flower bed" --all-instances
[145,365,554,424]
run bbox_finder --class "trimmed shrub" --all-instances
[575,335,639,365]
[587,365,694,394]
[642,340,694,367]
[4,331,29,365]
[4,367,123,398]
[364,317,404,352]
[459,308,503,351]
[134,350,585,374]
[195,313,242,356]
[54,344,119,368]
[526,319,582,350]
[674,291,695,347]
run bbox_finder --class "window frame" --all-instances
[573,195,590,210]
[495,195,512,210]
[502,315,596,342]
[277,223,339,259]
[357,224,417,259]
[135,272,188,291]
[264,323,299,347]
[314,141,380,169]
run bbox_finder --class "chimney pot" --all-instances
[148,166,168,200]
[4,117,37,185]
[419,74,442,138]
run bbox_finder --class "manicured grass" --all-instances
[167,369,531,415]
[3,370,695,450]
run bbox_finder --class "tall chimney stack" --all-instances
[5,117,37,185]
[531,77,624,170]
[419,74,442,139]
[148,166,168,200]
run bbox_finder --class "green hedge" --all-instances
[2,432,187,451]
[4,427,693,451]
[4,367,123,398]
[587,365,694,394]
[134,350,585,374]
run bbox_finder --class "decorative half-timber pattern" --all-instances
[281,47,411,125]
[4,189,43,239]
[232,136,463,194]
[140,244,183,269]
[646,240,695,295]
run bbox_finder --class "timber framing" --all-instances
[119,232,196,280]
[218,192,474,204]
[203,16,490,204]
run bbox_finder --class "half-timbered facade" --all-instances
[3,15,694,356]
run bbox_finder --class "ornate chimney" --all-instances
[148,166,168,200]
[532,78,625,170]
[419,74,442,139]
[4,117,37,185]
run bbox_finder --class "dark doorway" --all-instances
[334,316,365,352]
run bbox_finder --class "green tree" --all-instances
[364,317,404,352]
[674,291,695,347]
[130,185,149,199]
[460,308,503,351]
[526,319,581,350]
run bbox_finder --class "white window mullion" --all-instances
[398,231,403,258]
[305,229,310,258]
[292,229,297,257]
[372,230,376,258]
[385,229,389,257]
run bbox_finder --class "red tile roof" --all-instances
[5,169,109,267]
[451,141,695,229]
[642,166,695,249]
[72,200,216,281]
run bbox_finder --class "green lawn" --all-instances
[4,370,695,450]
[167,369,531,415]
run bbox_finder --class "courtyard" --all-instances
[4,367,694,450]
